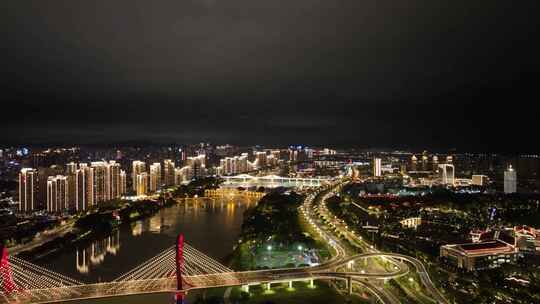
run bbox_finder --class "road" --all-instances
[1,179,448,304]
[8,221,75,256]
[310,180,449,304]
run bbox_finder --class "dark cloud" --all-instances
[1,1,539,151]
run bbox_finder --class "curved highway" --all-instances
[2,180,448,304]
[308,180,449,304]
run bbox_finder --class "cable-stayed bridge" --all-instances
[1,235,444,304]
[1,181,449,304]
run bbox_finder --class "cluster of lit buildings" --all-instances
[17,154,210,213]
[216,150,280,176]
[132,155,206,196]
[19,161,127,213]
[370,154,517,193]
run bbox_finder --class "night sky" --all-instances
[2,1,539,151]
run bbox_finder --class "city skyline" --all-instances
[2,2,540,304]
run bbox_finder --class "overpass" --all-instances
[0,239,414,304]
[1,179,448,304]
[220,174,335,188]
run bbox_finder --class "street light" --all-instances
[297,245,303,251]
[267,245,272,251]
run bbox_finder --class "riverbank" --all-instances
[229,190,329,271]
[15,177,223,261]
[17,197,174,260]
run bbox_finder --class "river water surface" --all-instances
[36,196,257,303]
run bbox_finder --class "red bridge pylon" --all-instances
[0,243,16,294]
[175,234,185,304]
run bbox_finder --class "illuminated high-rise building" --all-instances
[410,155,418,171]
[271,150,281,161]
[219,154,249,175]
[108,161,121,199]
[175,167,191,185]
[163,159,175,186]
[119,170,127,195]
[66,162,78,210]
[91,162,111,203]
[504,165,517,194]
[289,149,298,162]
[149,163,161,192]
[19,168,37,212]
[66,162,77,175]
[47,175,68,213]
[373,158,382,177]
[136,173,149,196]
[255,152,267,169]
[438,164,455,185]
[186,155,206,179]
[132,161,146,192]
[75,164,93,211]
[77,164,95,211]
[67,173,77,210]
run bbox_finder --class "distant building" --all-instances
[472,174,489,186]
[472,175,489,186]
[66,162,77,175]
[90,161,120,204]
[46,175,68,213]
[514,226,540,253]
[400,217,421,229]
[136,173,149,196]
[119,170,127,196]
[149,163,161,192]
[373,158,382,177]
[186,155,206,178]
[440,232,518,271]
[175,167,190,185]
[75,164,94,211]
[19,168,37,212]
[163,159,175,187]
[438,164,455,186]
[255,152,267,169]
[271,150,282,161]
[132,161,146,192]
[219,154,249,175]
[504,165,517,194]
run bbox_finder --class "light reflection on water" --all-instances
[76,229,120,274]
[38,196,258,284]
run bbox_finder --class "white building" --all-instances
[163,159,175,186]
[19,168,37,212]
[438,164,455,186]
[504,165,517,194]
[75,164,94,211]
[373,158,382,177]
[149,163,161,192]
[47,175,68,213]
[472,175,489,186]
[136,172,149,196]
[132,161,146,192]
[186,155,206,178]
[255,152,267,169]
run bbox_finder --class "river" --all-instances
[35,196,258,303]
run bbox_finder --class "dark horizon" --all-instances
[2,1,540,153]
